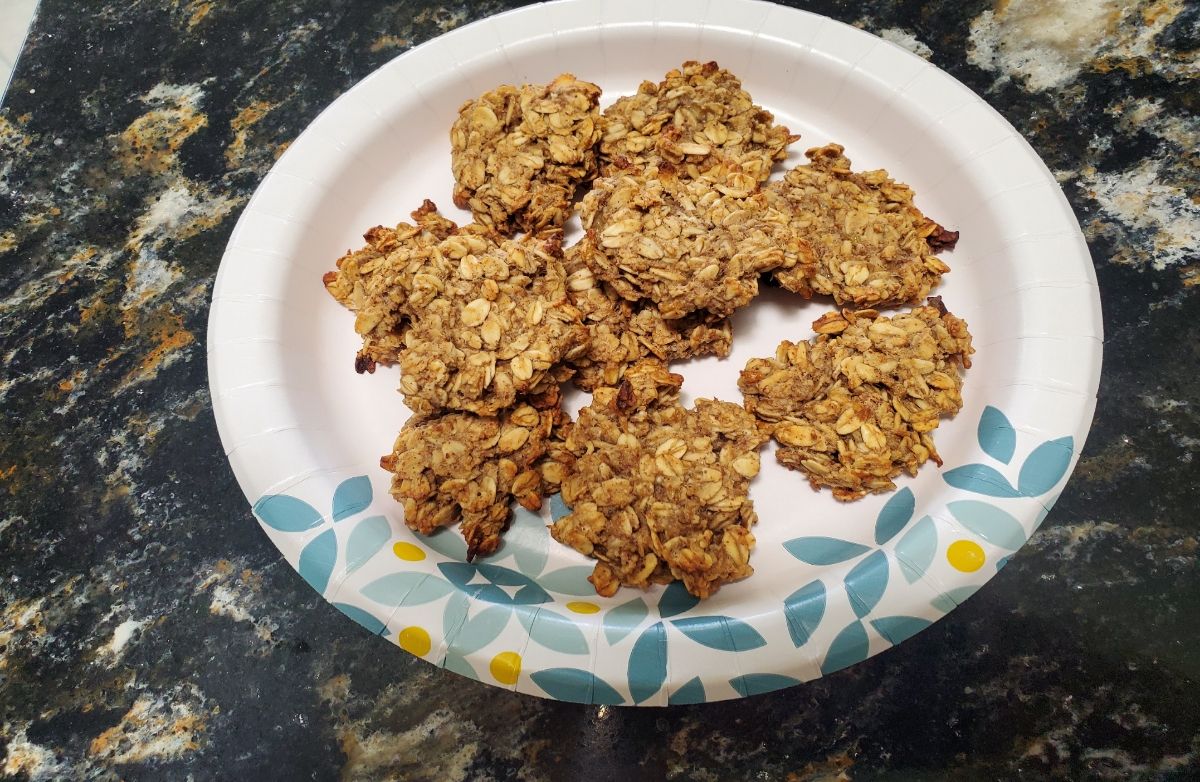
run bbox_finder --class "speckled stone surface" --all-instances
[1,1,1197,779]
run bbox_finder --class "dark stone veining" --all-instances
[0,0,1196,779]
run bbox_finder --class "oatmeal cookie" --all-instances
[563,244,732,390]
[767,144,957,307]
[600,60,797,183]
[451,73,602,234]
[577,167,802,319]
[381,396,565,560]
[551,361,767,599]
[395,230,589,416]
[739,299,974,501]
[322,200,462,372]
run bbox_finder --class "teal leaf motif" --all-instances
[442,651,478,680]
[345,515,390,573]
[549,493,570,522]
[671,615,766,652]
[997,555,1012,571]
[297,529,337,594]
[783,580,826,648]
[518,608,589,654]
[668,676,706,705]
[604,597,648,645]
[530,668,623,705]
[894,516,937,584]
[783,537,871,565]
[844,550,889,619]
[421,528,468,560]
[538,566,597,596]
[657,581,699,619]
[948,500,1026,550]
[931,584,980,612]
[821,620,870,676]
[729,673,801,697]
[1018,436,1074,497]
[869,615,932,646]
[332,475,372,521]
[332,603,387,635]
[438,562,552,606]
[628,622,668,704]
[509,506,549,576]
[361,573,454,607]
[443,592,471,639]
[448,605,511,655]
[254,495,323,532]
[875,488,915,545]
[978,406,1016,465]
[942,464,1022,497]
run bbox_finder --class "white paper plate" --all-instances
[207,0,1102,705]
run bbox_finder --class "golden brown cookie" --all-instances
[322,200,461,372]
[600,60,796,183]
[562,244,732,390]
[381,397,565,560]
[451,74,602,234]
[767,144,957,307]
[577,167,802,319]
[393,229,588,416]
[551,361,767,599]
[739,299,974,501]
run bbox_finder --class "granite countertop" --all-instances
[1,0,1198,779]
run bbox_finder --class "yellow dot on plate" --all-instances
[566,601,600,614]
[392,541,426,561]
[490,651,521,685]
[947,540,986,572]
[398,626,431,657]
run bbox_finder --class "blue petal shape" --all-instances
[729,673,801,697]
[332,603,387,635]
[1018,436,1074,497]
[603,597,648,645]
[332,475,372,521]
[530,668,623,705]
[421,527,468,560]
[297,529,337,595]
[361,573,454,607]
[518,608,589,654]
[894,515,937,584]
[657,581,699,619]
[549,493,570,521]
[996,555,1011,571]
[668,676,706,705]
[538,566,597,596]
[783,580,826,648]
[442,650,478,680]
[948,500,1026,550]
[345,515,390,573]
[845,550,889,619]
[448,605,511,655]
[671,615,767,652]
[254,495,323,532]
[869,615,932,646]
[820,620,870,676]
[509,506,549,577]
[978,406,1016,465]
[874,488,915,545]
[443,592,470,638]
[628,622,668,704]
[438,562,552,606]
[931,584,980,612]
[942,464,1022,497]
[783,537,871,565]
